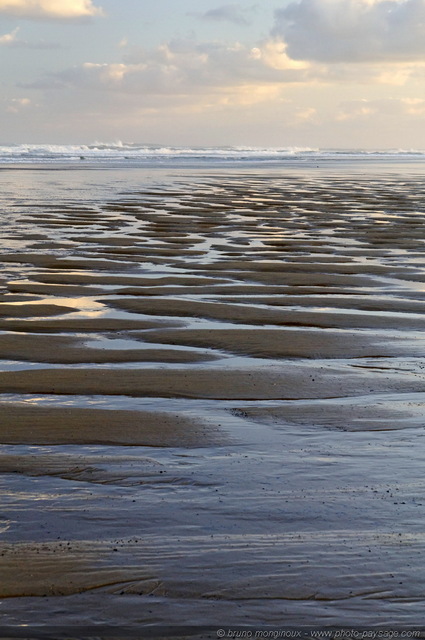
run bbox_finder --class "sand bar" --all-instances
[0,317,183,332]
[0,302,76,317]
[0,403,220,446]
[141,327,423,358]
[101,296,425,330]
[0,364,422,398]
[0,333,217,363]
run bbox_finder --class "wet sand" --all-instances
[1,165,425,634]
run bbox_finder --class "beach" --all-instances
[1,157,425,635]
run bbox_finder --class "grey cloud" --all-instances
[19,77,67,90]
[273,0,425,63]
[190,4,253,26]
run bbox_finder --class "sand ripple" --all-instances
[1,167,425,630]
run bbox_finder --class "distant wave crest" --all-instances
[0,143,424,164]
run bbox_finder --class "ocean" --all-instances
[1,141,425,165]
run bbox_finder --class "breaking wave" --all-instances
[0,142,424,165]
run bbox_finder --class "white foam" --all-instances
[0,143,424,164]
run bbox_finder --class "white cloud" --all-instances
[336,97,425,121]
[295,106,317,121]
[402,98,425,115]
[0,27,19,44]
[0,0,103,20]
[255,40,311,70]
[336,99,378,121]
[273,0,425,63]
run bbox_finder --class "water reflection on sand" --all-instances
[1,164,425,632]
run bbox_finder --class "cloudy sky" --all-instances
[1,0,424,148]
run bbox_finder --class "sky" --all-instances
[0,0,425,148]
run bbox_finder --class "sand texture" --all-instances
[1,166,425,633]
